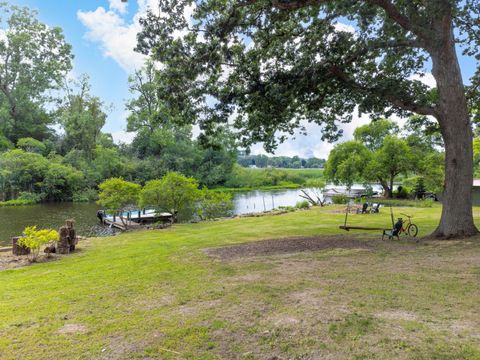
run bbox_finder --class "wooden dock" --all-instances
[102,218,144,231]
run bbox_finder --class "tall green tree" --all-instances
[0,3,72,142]
[364,135,412,198]
[137,0,480,238]
[59,75,107,158]
[324,141,371,189]
[353,119,399,151]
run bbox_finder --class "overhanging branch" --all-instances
[237,0,428,41]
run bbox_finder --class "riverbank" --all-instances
[1,206,480,358]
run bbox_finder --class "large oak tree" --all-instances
[136,0,480,238]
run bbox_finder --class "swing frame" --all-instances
[339,201,394,232]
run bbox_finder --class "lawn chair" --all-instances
[382,218,403,240]
[361,202,369,213]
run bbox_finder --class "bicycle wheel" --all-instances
[407,223,418,237]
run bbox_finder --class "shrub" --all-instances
[98,178,141,212]
[394,186,412,199]
[139,172,201,220]
[413,177,427,199]
[296,200,310,209]
[18,226,59,262]
[198,190,234,219]
[17,192,43,203]
[98,178,141,227]
[0,199,36,206]
[332,194,349,204]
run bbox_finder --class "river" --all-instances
[0,185,384,246]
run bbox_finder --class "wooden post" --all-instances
[12,237,30,256]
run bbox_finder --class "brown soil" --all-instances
[0,240,90,271]
[0,252,61,271]
[205,235,371,260]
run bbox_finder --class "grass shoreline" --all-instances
[1,206,480,358]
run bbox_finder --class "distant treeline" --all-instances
[237,154,325,169]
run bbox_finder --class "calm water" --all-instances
[0,185,384,246]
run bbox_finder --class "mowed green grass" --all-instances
[1,205,480,359]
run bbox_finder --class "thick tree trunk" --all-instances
[389,175,394,199]
[378,178,392,198]
[430,20,478,238]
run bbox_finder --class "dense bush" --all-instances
[296,200,310,209]
[17,192,44,203]
[331,194,349,204]
[97,178,141,214]
[198,191,234,219]
[139,172,201,219]
[18,226,59,262]
[0,199,37,206]
[394,186,411,199]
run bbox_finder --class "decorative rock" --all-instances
[44,245,56,254]
[12,236,30,256]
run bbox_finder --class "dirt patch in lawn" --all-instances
[58,323,87,335]
[206,235,371,260]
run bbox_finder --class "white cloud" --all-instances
[109,0,128,14]
[111,130,136,144]
[250,112,372,159]
[77,5,146,73]
[78,1,193,73]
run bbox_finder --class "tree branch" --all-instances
[328,65,438,117]
[382,94,439,117]
[237,0,428,40]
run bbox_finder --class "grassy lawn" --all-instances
[1,205,480,359]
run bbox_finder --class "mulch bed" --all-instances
[0,252,61,271]
[206,235,372,260]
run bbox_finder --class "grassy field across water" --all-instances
[1,205,480,359]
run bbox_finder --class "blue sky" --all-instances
[7,0,479,158]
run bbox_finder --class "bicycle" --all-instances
[399,213,418,237]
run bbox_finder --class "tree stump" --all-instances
[12,237,30,256]
[57,226,70,254]
[66,219,78,252]
[57,220,78,254]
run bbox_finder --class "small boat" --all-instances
[97,208,174,230]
